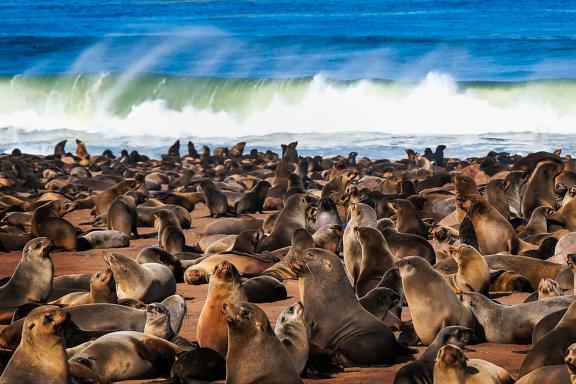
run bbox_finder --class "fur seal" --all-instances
[0,306,74,384]
[315,197,342,229]
[343,203,377,288]
[136,247,185,283]
[359,287,401,327]
[107,194,139,238]
[388,198,429,238]
[394,326,475,384]
[77,230,129,250]
[520,301,576,377]
[257,194,308,252]
[312,223,343,253]
[459,292,573,344]
[70,330,180,382]
[551,193,576,231]
[199,180,230,217]
[377,218,436,264]
[290,248,416,365]
[354,226,398,297]
[236,180,271,214]
[144,302,193,350]
[485,178,510,220]
[0,237,53,307]
[94,179,139,215]
[243,275,287,303]
[31,200,77,250]
[104,251,176,303]
[397,256,478,345]
[155,209,186,254]
[223,301,303,384]
[197,260,247,357]
[170,347,226,382]
[261,227,315,281]
[137,204,192,229]
[275,301,309,374]
[50,268,116,306]
[320,169,357,199]
[515,343,576,384]
[447,244,490,295]
[522,161,562,219]
[204,217,263,236]
[433,344,515,384]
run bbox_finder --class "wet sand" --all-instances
[0,204,530,383]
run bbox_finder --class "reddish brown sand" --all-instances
[0,205,531,383]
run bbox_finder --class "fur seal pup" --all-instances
[447,244,490,295]
[343,203,377,288]
[257,194,308,252]
[313,223,343,253]
[243,275,287,303]
[388,199,429,238]
[394,326,475,384]
[0,237,53,307]
[275,301,309,374]
[459,292,573,344]
[359,287,401,327]
[320,168,357,199]
[155,209,186,254]
[50,268,116,306]
[354,226,399,297]
[171,347,226,382]
[136,247,185,283]
[522,161,562,219]
[236,180,271,214]
[94,179,139,215]
[520,301,576,377]
[223,301,303,384]
[261,227,315,281]
[70,330,180,382]
[290,248,415,366]
[31,200,77,250]
[144,303,193,350]
[433,344,515,384]
[315,198,342,229]
[77,229,130,250]
[0,306,73,384]
[397,256,478,345]
[377,218,436,264]
[104,251,176,303]
[199,180,230,217]
[107,194,139,239]
[197,260,247,357]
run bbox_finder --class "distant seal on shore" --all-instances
[104,251,176,303]
[236,180,271,214]
[156,209,186,254]
[197,260,247,357]
[257,194,308,252]
[290,248,416,365]
[0,237,53,307]
[343,203,378,288]
[223,301,303,384]
[94,179,140,215]
[199,180,230,217]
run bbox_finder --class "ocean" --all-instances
[1,0,576,159]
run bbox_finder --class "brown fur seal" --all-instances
[459,292,573,344]
[223,301,303,384]
[94,179,139,215]
[354,226,399,297]
[485,179,510,220]
[457,194,532,255]
[388,198,429,238]
[0,306,74,384]
[199,180,230,217]
[261,227,315,281]
[104,251,176,303]
[50,268,117,306]
[170,347,226,383]
[275,301,309,374]
[31,200,77,250]
[137,204,192,229]
[398,256,478,345]
[515,343,576,384]
[243,275,287,303]
[433,344,515,384]
[447,244,490,295]
[282,141,299,163]
[551,194,576,231]
[236,180,271,214]
[359,287,401,328]
[204,217,263,235]
[0,237,53,307]
[394,326,475,384]
[77,230,130,250]
[144,303,193,350]
[313,223,343,253]
[522,161,562,219]
[257,193,308,252]
[197,260,247,357]
[520,301,576,377]
[343,203,378,288]
[290,248,416,365]
[155,209,186,254]
[136,247,185,283]
[107,194,139,239]
[377,218,436,264]
[69,330,180,382]
[320,168,357,199]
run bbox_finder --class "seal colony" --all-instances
[1,139,576,383]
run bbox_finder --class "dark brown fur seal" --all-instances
[257,194,308,252]
[236,180,271,214]
[31,200,77,250]
[199,180,230,217]
[94,179,139,215]
[377,218,436,264]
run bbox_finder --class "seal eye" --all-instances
[43,314,54,325]
[240,309,249,318]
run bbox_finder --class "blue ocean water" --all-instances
[1,0,576,158]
